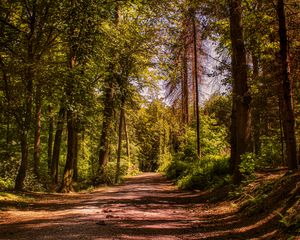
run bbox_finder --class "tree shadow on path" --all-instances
[0,173,285,240]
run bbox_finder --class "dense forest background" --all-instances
[0,0,299,194]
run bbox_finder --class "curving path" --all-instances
[0,173,282,239]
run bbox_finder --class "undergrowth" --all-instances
[165,155,230,190]
[235,171,300,238]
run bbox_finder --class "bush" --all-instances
[240,152,257,179]
[0,177,14,190]
[163,114,230,190]
[167,155,230,190]
[259,135,283,167]
[89,160,130,186]
[165,157,190,180]
[24,172,47,192]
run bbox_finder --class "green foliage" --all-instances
[240,152,256,178]
[23,172,46,192]
[163,114,230,190]
[168,155,230,190]
[175,115,229,159]
[0,192,34,209]
[238,180,276,216]
[90,163,118,186]
[238,135,284,180]
[135,100,176,172]
[0,0,298,196]
[204,92,232,129]
[278,201,300,234]
[235,135,284,182]
[258,135,283,167]
[0,177,14,191]
[89,159,131,186]
[199,115,229,156]
[164,159,190,180]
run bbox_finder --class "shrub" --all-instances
[168,155,230,190]
[24,172,46,192]
[165,158,190,180]
[259,135,283,167]
[240,152,257,179]
[163,114,230,190]
[0,177,14,190]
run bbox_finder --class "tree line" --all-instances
[0,0,299,192]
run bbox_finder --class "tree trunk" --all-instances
[60,40,77,191]
[81,130,86,163]
[98,4,119,169]
[229,0,252,184]
[60,110,75,192]
[230,101,237,174]
[73,128,79,181]
[15,133,29,191]
[182,42,189,124]
[252,54,261,155]
[115,109,124,184]
[181,68,185,124]
[33,86,42,178]
[124,114,130,159]
[276,0,298,170]
[278,107,285,165]
[15,67,33,190]
[98,80,114,168]
[192,14,201,158]
[47,105,54,174]
[51,104,65,184]
[6,114,10,148]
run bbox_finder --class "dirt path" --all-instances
[0,173,283,240]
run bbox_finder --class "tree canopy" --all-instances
[0,0,299,197]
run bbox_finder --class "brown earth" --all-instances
[0,173,293,239]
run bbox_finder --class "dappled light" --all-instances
[0,0,300,239]
[0,173,289,239]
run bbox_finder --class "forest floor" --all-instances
[0,172,295,240]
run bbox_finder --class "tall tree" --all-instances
[51,104,65,185]
[115,108,124,183]
[47,105,54,174]
[0,0,61,190]
[98,69,115,168]
[33,85,42,178]
[60,0,100,192]
[228,0,251,183]
[276,0,298,170]
[191,10,201,158]
[98,4,120,169]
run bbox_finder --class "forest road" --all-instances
[0,173,279,240]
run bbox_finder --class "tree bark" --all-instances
[15,133,29,190]
[60,2,78,191]
[51,104,65,184]
[192,14,201,158]
[33,86,42,178]
[15,1,36,190]
[60,109,75,192]
[115,108,124,184]
[251,54,261,155]
[276,0,298,170]
[60,47,77,191]
[15,66,33,190]
[98,4,119,169]
[73,127,79,181]
[124,114,130,159]
[98,79,114,168]
[47,105,54,174]
[181,41,189,124]
[230,101,237,174]
[229,0,252,184]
